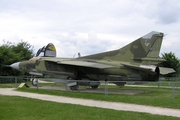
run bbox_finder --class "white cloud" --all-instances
[0,0,180,58]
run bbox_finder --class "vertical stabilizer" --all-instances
[129,31,163,59]
[115,31,164,62]
[143,31,163,58]
[80,31,164,62]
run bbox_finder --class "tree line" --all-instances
[0,41,34,76]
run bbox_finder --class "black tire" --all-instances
[91,85,99,89]
[32,78,38,86]
[70,85,79,90]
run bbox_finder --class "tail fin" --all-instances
[36,43,56,57]
[81,31,164,62]
[118,31,164,61]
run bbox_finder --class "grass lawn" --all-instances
[1,82,180,109]
[17,84,180,109]
[0,95,178,120]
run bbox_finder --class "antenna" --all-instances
[78,53,81,58]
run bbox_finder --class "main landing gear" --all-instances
[69,81,100,90]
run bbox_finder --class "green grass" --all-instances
[17,85,180,109]
[0,83,17,88]
[1,82,180,109]
[0,95,178,120]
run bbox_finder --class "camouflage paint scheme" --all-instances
[10,31,175,90]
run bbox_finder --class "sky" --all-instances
[0,0,180,58]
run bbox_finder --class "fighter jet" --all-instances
[10,31,175,90]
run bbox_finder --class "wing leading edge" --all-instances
[44,59,175,75]
[57,60,114,69]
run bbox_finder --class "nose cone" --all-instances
[10,62,20,70]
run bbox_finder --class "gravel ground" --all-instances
[0,88,180,118]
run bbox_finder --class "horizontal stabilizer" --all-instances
[159,67,176,75]
[123,63,176,75]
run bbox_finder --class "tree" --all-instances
[160,52,180,76]
[11,41,34,60]
[0,45,19,75]
[0,40,34,76]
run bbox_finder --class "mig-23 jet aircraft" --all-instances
[10,31,175,90]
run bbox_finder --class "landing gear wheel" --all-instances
[70,85,79,90]
[32,78,38,86]
[91,85,99,89]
